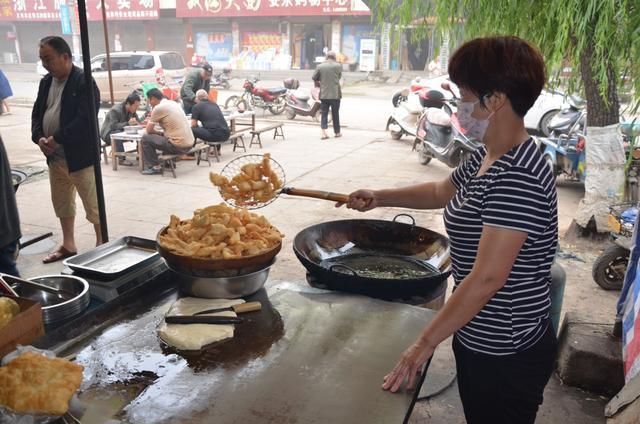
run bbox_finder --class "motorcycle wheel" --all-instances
[222,81,231,90]
[592,244,628,290]
[539,110,559,137]
[269,97,286,115]
[224,95,239,109]
[418,143,432,165]
[286,108,296,120]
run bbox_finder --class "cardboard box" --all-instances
[0,296,44,358]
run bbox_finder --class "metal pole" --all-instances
[100,0,114,105]
[76,0,109,243]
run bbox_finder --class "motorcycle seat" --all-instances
[426,108,451,127]
[268,87,287,95]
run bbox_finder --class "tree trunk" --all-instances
[579,39,619,127]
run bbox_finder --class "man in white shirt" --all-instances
[140,88,194,175]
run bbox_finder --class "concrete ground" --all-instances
[1,82,618,422]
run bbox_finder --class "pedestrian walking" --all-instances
[0,69,13,115]
[312,51,342,140]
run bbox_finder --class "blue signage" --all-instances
[60,4,72,35]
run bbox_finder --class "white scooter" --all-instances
[386,89,424,140]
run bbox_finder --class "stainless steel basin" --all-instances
[175,260,274,299]
[11,274,90,324]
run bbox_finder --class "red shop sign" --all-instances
[85,0,159,21]
[0,0,159,21]
[176,0,371,18]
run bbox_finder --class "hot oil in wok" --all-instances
[322,254,439,280]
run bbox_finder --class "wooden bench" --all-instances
[229,127,253,153]
[157,143,211,178]
[249,123,285,148]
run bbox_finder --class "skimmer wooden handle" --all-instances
[283,187,349,203]
[232,302,262,314]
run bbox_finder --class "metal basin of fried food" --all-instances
[175,259,275,298]
[9,274,90,324]
[156,225,281,277]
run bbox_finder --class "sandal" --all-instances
[321,135,329,140]
[42,246,77,264]
[334,133,342,138]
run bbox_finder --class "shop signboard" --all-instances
[195,32,232,63]
[359,38,376,72]
[176,0,370,17]
[0,0,159,21]
[85,0,159,20]
[341,23,376,65]
[60,4,72,35]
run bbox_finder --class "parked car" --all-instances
[524,89,568,136]
[88,51,186,103]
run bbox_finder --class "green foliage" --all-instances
[370,0,640,114]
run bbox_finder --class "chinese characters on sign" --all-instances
[176,0,370,17]
[0,0,159,20]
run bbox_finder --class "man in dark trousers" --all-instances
[0,135,21,276]
[190,89,230,153]
[312,51,342,140]
[180,63,213,114]
[99,92,141,166]
[31,36,101,263]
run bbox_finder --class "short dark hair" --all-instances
[448,36,546,117]
[126,92,141,104]
[39,36,72,58]
[146,88,164,101]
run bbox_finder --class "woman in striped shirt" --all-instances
[343,36,558,423]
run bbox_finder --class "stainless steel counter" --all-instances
[61,282,436,423]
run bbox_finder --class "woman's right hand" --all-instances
[337,189,379,212]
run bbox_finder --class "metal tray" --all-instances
[63,236,158,279]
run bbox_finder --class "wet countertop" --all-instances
[62,282,436,424]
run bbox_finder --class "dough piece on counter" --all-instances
[158,297,245,351]
[0,297,20,330]
[0,351,83,415]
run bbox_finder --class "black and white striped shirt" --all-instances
[444,138,558,355]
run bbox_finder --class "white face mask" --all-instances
[456,97,492,141]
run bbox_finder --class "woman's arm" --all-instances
[382,225,528,392]
[343,177,457,212]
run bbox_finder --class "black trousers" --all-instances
[452,324,557,424]
[192,126,230,143]
[320,99,341,134]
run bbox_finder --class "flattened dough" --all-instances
[158,298,245,351]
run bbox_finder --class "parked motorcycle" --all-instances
[539,132,587,182]
[621,121,640,202]
[387,89,425,140]
[547,95,586,137]
[414,85,482,167]
[593,203,636,290]
[211,67,232,90]
[224,77,287,115]
[283,78,327,122]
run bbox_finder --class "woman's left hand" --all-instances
[382,339,435,393]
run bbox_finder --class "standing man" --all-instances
[31,36,101,264]
[180,63,213,115]
[0,135,21,276]
[190,89,230,153]
[140,88,193,175]
[312,51,342,140]
[99,92,142,166]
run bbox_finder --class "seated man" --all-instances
[191,89,230,153]
[99,92,141,166]
[140,88,194,175]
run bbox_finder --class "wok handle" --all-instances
[282,187,349,203]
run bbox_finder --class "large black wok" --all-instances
[293,215,451,300]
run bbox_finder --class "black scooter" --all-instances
[414,83,482,168]
[211,67,232,90]
[547,95,586,137]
